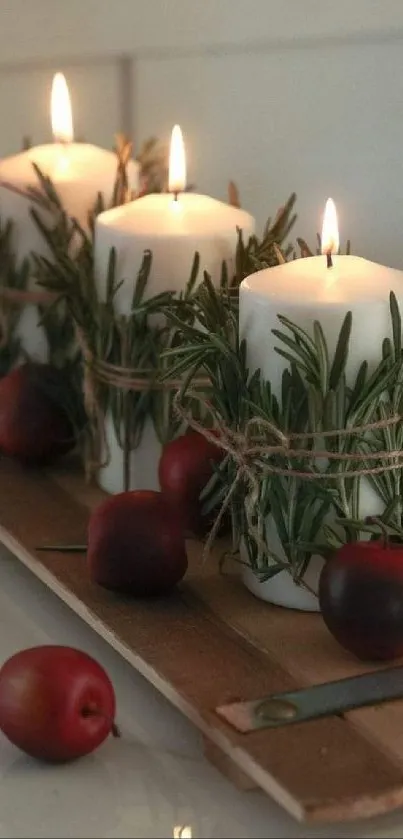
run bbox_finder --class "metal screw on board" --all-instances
[255,697,298,722]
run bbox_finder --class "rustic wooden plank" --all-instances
[179,557,403,768]
[0,458,403,823]
[52,463,403,771]
[202,736,257,791]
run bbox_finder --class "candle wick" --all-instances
[326,251,333,269]
[173,191,179,202]
[54,135,70,147]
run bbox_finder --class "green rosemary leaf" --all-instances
[209,331,239,361]
[160,349,211,381]
[307,383,323,431]
[328,311,352,390]
[351,361,401,423]
[164,309,207,338]
[272,329,319,380]
[187,252,201,295]
[334,517,402,539]
[235,228,246,283]
[106,247,117,302]
[132,250,153,307]
[382,337,393,364]
[322,525,344,549]
[269,192,297,240]
[238,337,248,374]
[270,489,288,546]
[378,401,394,451]
[32,163,63,209]
[367,470,391,509]
[382,497,403,527]
[348,361,368,412]
[296,237,314,258]
[161,342,209,360]
[308,496,333,541]
[313,320,329,393]
[220,258,229,290]
[390,291,402,359]
[277,314,316,353]
[296,541,335,560]
[347,357,389,421]
[274,347,313,377]
[282,381,295,431]
[200,272,223,322]
[323,389,336,433]
[257,475,272,518]
[335,372,346,432]
[256,563,291,582]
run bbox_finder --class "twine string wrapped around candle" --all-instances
[76,330,211,486]
[74,328,109,482]
[173,390,403,566]
[0,287,57,306]
[90,355,210,392]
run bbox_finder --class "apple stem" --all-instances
[82,705,121,738]
[111,722,121,738]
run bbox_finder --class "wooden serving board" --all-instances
[1,456,403,824]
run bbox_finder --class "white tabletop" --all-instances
[0,546,402,839]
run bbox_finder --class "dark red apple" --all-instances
[158,430,224,537]
[0,362,76,464]
[319,540,403,661]
[88,489,188,596]
[0,646,118,762]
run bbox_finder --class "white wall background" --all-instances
[0,0,403,265]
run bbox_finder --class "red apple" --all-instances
[0,362,76,464]
[158,430,224,537]
[0,646,118,762]
[88,489,188,596]
[319,540,403,661]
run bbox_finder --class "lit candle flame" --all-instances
[321,198,339,258]
[51,73,73,144]
[173,827,192,839]
[168,124,186,195]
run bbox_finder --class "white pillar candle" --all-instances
[239,198,403,608]
[241,199,403,398]
[94,124,255,495]
[0,73,139,360]
[95,125,255,309]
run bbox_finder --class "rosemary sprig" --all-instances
[0,216,30,375]
[29,149,297,476]
[233,192,297,286]
[358,292,403,528]
[273,297,403,542]
[296,233,352,258]
[164,280,334,579]
[163,271,263,553]
[165,279,403,582]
